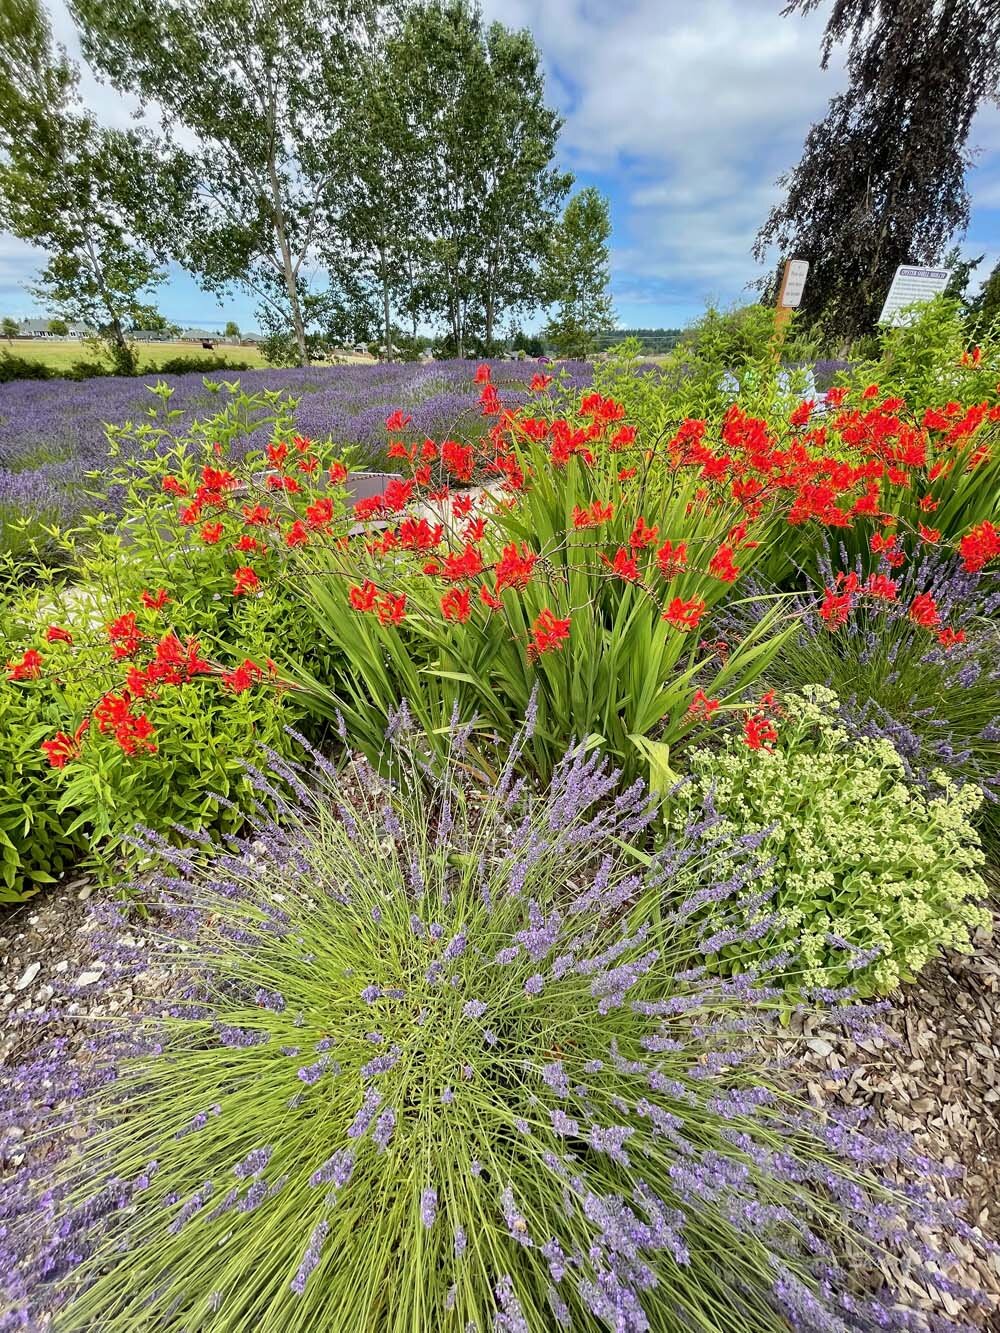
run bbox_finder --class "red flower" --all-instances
[383,478,414,512]
[529,373,553,391]
[45,625,73,645]
[442,543,486,582]
[937,627,966,649]
[179,501,203,525]
[201,465,236,491]
[788,399,815,428]
[628,516,659,550]
[414,464,432,487]
[200,521,224,544]
[687,689,720,721]
[662,597,705,631]
[743,713,778,751]
[601,547,639,582]
[233,566,261,597]
[222,659,266,693]
[376,592,407,625]
[909,592,940,628]
[242,504,272,526]
[41,723,86,769]
[442,440,475,482]
[464,517,487,542]
[656,540,687,580]
[865,574,897,601]
[293,434,312,453]
[305,497,334,529]
[94,692,156,756]
[825,386,848,408]
[266,474,301,494]
[285,521,310,548]
[861,384,880,400]
[329,461,348,484]
[441,588,471,622]
[819,586,851,629]
[349,580,378,611]
[354,495,386,521]
[107,612,142,658]
[494,542,535,591]
[398,517,443,551]
[610,425,636,452]
[959,520,1000,573]
[479,583,504,610]
[474,363,492,384]
[530,608,571,654]
[267,442,289,467]
[480,383,501,415]
[141,588,170,611]
[162,476,188,497]
[572,501,614,528]
[452,494,474,519]
[708,543,740,583]
[386,410,413,432]
[297,456,318,474]
[917,523,941,545]
[617,467,637,481]
[7,649,43,681]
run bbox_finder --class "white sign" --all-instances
[878,265,951,325]
[779,258,809,308]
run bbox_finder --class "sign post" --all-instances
[772,257,808,364]
[878,264,951,325]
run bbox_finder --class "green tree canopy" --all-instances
[0,0,191,374]
[542,186,616,359]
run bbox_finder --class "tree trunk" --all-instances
[264,84,309,367]
[379,241,393,362]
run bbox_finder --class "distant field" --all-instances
[1,339,269,371]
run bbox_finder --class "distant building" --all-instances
[18,319,94,339]
[132,329,174,342]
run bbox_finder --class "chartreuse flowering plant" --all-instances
[2,719,992,1331]
[676,686,990,996]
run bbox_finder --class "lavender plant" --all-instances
[1,719,992,1331]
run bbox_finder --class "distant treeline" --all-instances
[594,328,684,353]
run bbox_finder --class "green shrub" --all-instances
[675,685,989,995]
[150,353,254,375]
[0,350,53,382]
[5,727,989,1329]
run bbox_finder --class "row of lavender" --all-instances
[0,360,593,546]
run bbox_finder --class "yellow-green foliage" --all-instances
[678,686,989,995]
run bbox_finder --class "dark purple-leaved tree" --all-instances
[754,0,1000,343]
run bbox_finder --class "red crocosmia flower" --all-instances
[473,363,492,384]
[441,588,471,622]
[708,544,740,583]
[629,517,659,550]
[743,713,778,751]
[463,517,487,542]
[293,435,313,453]
[610,425,637,452]
[917,523,941,545]
[479,583,503,610]
[376,592,407,625]
[494,542,535,591]
[233,566,261,597]
[572,501,614,529]
[452,493,475,519]
[41,722,88,768]
[825,386,848,408]
[865,574,897,601]
[387,441,415,461]
[870,531,896,554]
[305,497,334,529]
[242,504,272,526]
[141,588,170,611]
[662,597,706,632]
[202,465,236,491]
[399,517,443,551]
[267,442,289,467]
[959,346,982,367]
[687,689,720,721]
[788,399,815,428]
[349,580,378,612]
[909,593,940,628]
[107,612,142,658]
[94,691,156,756]
[959,520,1000,573]
[147,631,211,685]
[480,384,501,415]
[918,494,939,513]
[656,540,687,580]
[354,495,386,521]
[328,461,349,484]
[529,373,553,391]
[937,627,966,650]
[414,464,432,487]
[861,384,880,400]
[819,587,851,630]
[162,476,188,496]
[376,478,413,512]
[7,648,43,680]
[602,547,640,582]
[835,572,860,594]
[441,440,475,482]
[285,521,309,548]
[386,410,413,432]
[222,659,266,693]
[298,456,319,474]
[45,625,73,645]
[200,521,224,544]
[618,467,637,481]
[442,543,486,582]
[420,440,438,460]
[179,501,203,525]
[530,608,571,654]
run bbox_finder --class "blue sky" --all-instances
[2,0,999,332]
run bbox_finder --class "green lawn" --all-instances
[2,338,269,372]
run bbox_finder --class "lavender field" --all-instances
[0,359,593,556]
